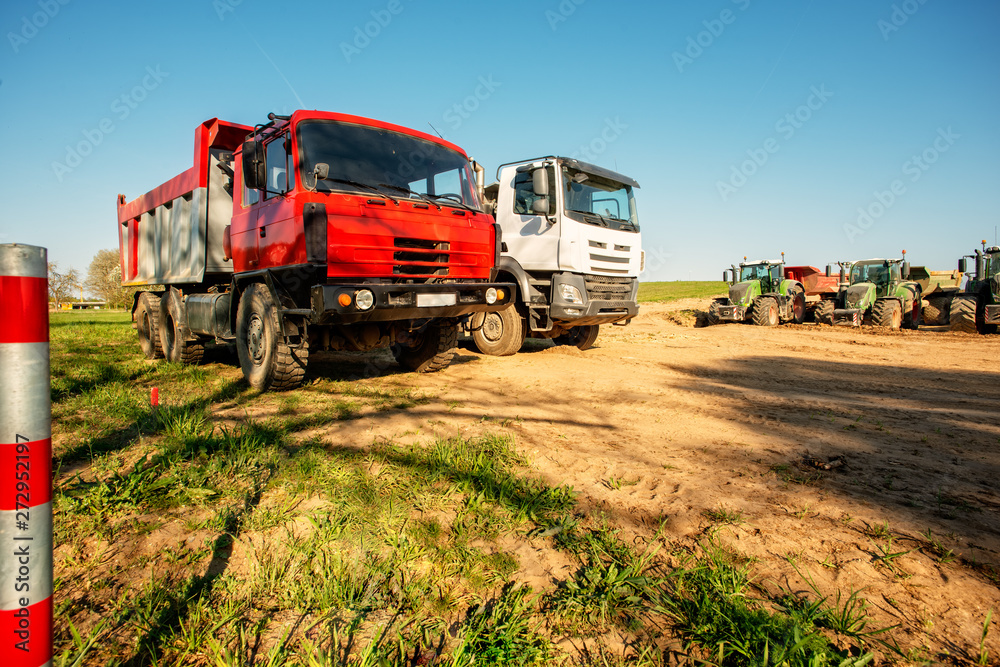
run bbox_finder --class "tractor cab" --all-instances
[850,260,902,298]
[738,261,783,294]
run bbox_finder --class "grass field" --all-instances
[636,281,726,303]
[49,310,901,665]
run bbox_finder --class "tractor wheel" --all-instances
[752,296,779,327]
[160,289,205,365]
[922,296,950,325]
[236,283,309,390]
[789,288,806,324]
[393,320,458,372]
[555,325,600,350]
[872,299,902,329]
[136,292,164,360]
[470,301,525,356]
[949,296,978,334]
[707,300,722,326]
[815,300,835,326]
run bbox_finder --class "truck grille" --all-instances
[585,275,634,305]
[393,237,450,276]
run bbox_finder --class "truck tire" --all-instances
[707,300,722,325]
[470,302,525,356]
[752,296,779,327]
[393,321,458,373]
[949,295,978,334]
[555,324,600,350]
[789,288,806,324]
[923,296,950,325]
[160,289,205,365]
[236,283,308,390]
[136,292,164,360]
[872,299,902,329]
[815,300,835,326]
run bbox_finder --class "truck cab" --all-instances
[471,156,642,354]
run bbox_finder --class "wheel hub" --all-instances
[247,314,265,363]
[482,313,503,342]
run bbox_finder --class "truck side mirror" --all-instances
[531,198,550,216]
[902,261,910,279]
[532,168,549,197]
[241,140,265,191]
[825,265,832,278]
[958,257,967,274]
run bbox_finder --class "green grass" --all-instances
[50,310,908,665]
[637,280,727,303]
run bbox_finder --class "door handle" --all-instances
[259,227,266,238]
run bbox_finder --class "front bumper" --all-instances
[717,304,747,321]
[985,304,1000,325]
[833,308,863,326]
[549,272,639,326]
[311,282,514,325]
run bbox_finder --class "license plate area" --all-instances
[417,293,457,307]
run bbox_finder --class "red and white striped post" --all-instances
[0,245,52,666]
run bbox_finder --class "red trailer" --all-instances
[784,265,841,317]
[118,111,511,390]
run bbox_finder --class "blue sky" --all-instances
[1,0,998,283]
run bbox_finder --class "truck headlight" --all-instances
[356,289,375,311]
[485,287,498,305]
[560,284,584,304]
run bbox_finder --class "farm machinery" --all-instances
[709,254,805,326]
[948,241,999,334]
[815,253,921,329]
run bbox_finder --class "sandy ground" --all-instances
[303,299,1000,659]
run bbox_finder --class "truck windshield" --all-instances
[297,120,481,209]
[851,261,898,285]
[562,168,638,231]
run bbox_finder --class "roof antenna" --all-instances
[427,123,444,138]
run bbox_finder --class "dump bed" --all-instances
[117,118,251,286]
[909,266,962,296]
[784,265,839,296]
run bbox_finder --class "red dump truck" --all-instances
[783,265,840,319]
[117,111,511,390]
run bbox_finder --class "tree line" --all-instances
[48,249,137,309]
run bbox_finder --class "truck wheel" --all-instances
[923,296,950,325]
[815,300,835,326]
[136,292,164,360]
[752,297,779,327]
[555,324,600,350]
[393,321,458,373]
[789,288,806,324]
[707,300,722,325]
[160,289,205,365]
[236,283,309,390]
[872,299,902,329]
[949,295,978,334]
[470,302,525,356]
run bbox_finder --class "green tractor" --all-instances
[815,253,922,329]
[950,241,1000,334]
[709,254,806,327]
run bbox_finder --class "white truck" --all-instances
[466,156,643,355]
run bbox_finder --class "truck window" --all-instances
[512,167,555,216]
[264,135,293,199]
[243,174,259,207]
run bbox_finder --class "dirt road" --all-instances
[310,299,1000,658]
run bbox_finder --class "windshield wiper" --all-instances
[320,178,398,204]
[424,193,477,212]
[568,209,609,227]
[377,183,442,209]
